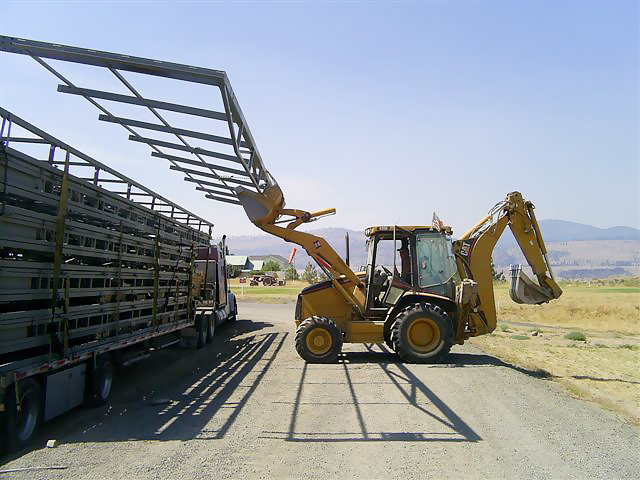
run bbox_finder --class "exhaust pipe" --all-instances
[509,264,555,305]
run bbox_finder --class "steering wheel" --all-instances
[373,265,393,303]
[378,265,392,277]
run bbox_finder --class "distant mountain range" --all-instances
[497,220,640,248]
[218,220,640,279]
[222,227,368,269]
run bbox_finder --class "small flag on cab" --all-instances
[432,212,444,232]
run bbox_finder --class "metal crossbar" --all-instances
[0,35,272,206]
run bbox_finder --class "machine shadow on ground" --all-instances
[340,346,553,379]
[9,320,287,456]
[262,344,484,443]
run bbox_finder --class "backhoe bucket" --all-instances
[509,264,555,305]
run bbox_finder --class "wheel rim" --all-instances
[16,390,38,442]
[99,363,113,400]
[305,327,333,355]
[406,317,440,353]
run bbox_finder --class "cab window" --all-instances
[415,233,456,288]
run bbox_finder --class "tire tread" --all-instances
[391,302,453,364]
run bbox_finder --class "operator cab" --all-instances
[364,226,457,315]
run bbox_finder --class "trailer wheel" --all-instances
[205,313,215,344]
[3,378,42,452]
[87,354,114,406]
[196,313,207,349]
[391,303,453,363]
[295,316,342,363]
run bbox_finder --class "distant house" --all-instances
[248,254,289,271]
[251,260,264,271]
[225,255,264,272]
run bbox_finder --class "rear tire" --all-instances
[295,316,342,363]
[87,354,114,406]
[205,313,215,344]
[384,323,397,352]
[3,378,42,452]
[196,313,206,349]
[391,303,453,363]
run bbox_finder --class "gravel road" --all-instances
[1,303,638,479]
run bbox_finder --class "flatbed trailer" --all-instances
[0,108,236,452]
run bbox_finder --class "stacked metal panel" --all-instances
[0,108,213,366]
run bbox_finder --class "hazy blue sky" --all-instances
[1,1,638,238]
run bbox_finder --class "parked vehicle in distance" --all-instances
[249,273,285,287]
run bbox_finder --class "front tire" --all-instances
[295,316,342,363]
[3,378,42,452]
[87,354,114,406]
[391,303,453,363]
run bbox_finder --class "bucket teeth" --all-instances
[509,264,554,305]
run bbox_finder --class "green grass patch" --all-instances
[511,335,530,340]
[569,287,640,294]
[565,331,587,341]
[230,286,301,295]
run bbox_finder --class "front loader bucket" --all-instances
[509,264,555,305]
[236,184,284,226]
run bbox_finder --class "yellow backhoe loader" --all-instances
[0,36,563,363]
[237,185,562,363]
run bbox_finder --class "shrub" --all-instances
[262,260,281,272]
[565,331,587,341]
[301,262,319,284]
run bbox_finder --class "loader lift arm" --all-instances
[235,183,366,311]
[452,192,563,337]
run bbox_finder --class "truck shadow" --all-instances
[13,320,287,453]
[262,344,483,443]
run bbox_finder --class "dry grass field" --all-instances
[230,277,640,423]
[470,283,640,424]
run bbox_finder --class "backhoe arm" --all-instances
[452,192,562,336]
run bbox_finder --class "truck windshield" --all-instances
[416,233,456,288]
